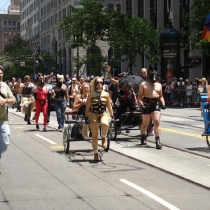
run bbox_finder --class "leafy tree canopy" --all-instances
[182,0,210,54]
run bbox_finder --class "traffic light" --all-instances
[35,60,39,66]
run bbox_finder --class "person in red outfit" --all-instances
[33,76,50,132]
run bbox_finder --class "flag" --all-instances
[204,13,210,30]
[201,14,210,42]
[201,27,210,41]
[38,55,48,69]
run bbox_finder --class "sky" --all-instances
[0,0,11,14]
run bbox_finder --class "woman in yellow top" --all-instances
[85,77,113,161]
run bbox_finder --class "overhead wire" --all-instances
[0,0,10,11]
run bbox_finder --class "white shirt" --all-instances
[186,84,192,96]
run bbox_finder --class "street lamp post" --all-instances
[33,50,36,79]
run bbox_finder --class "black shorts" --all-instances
[142,104,160,114]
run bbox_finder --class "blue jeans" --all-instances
[53,100,67,129]
[0,124,10,158]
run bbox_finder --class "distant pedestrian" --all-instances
[0,65,16,173]
[52,74,68,132]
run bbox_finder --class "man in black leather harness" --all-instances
[138,69,166,149]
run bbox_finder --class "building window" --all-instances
[58,11,61,21]
[63,8,66,17]
[107,4,114,12]
[138,0,144,17]
[9,32,11,35]
[126,0,132,15]
[150,0,157,28]
[9,39,11,42]
[116,4,121,13]
[67,5,71,16]
[14,32,16,35]
[5,38,7,42]
[4,32,7,35]
[4,20,7,28]
[164,0,169,27]
[54,13,57,24]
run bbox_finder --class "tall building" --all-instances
[20,0,206,80]
[20,0,121,77]
[121,0,205,80]
[0,0,20,56]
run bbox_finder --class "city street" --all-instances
[0,107,210,210]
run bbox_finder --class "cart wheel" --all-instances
[205,122,210,149]
[109,120,117,140]
[63,127,70,153]
[104,129,111,152]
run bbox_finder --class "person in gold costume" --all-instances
[85,77,113,161]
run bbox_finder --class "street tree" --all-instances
[182,0,210,55]
[107,11,160,72]
[2,36,34,78]
[60,0,109,75]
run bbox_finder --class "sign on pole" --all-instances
[20,62,25,67]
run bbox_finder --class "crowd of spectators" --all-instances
[160,77,208,108]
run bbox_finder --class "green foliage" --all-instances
[60,0,159,73]
[60,0,108,74]
[182,0,210,54]
[108,12,160,71]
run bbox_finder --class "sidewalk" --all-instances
[8,108,210,189]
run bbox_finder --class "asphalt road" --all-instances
[0,111,210,210]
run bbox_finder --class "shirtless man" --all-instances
[138,69,166,149]
[68,77,79,108]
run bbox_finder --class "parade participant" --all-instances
[46,77,53,124]
[138,69,166,149]
[0,65,16,173]
[9,77,17,109]
[85,77,113,161]
[65,75,71,88]
[14,78,23,112]
[68,77,79,109]
[20,75,35,124]
[52,74,68,132]
[33,76,50,132]
[140,68,147,81]
[73,82,90,117]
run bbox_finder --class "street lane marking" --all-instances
[50,146,64,149]
[162,128,205,139]
[120,179,180,210]
[35,134,57,145]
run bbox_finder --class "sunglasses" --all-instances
[96,81,103,85]
[141,72,146,74]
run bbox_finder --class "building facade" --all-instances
[121,0,206,81]
[20,0,121,77]
[0,13,20,56]
[19,0,207,80]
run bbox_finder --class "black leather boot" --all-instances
[141,134,147,145]
[155,136,162,149]
[24,115,27,121]
[27,120,31,125]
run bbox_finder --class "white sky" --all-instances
[0,0,11,14]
